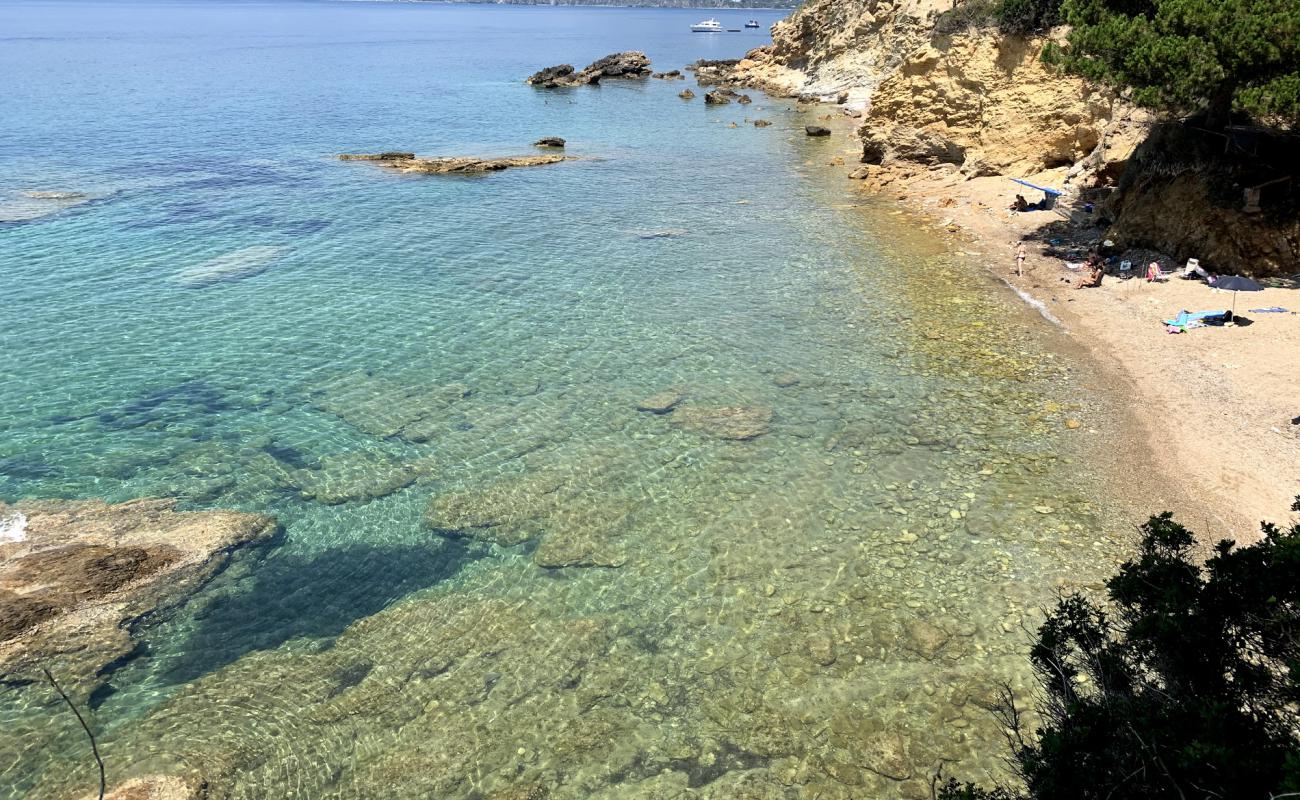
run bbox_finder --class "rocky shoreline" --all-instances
[0,499,276,694]
[701,0,1296,276]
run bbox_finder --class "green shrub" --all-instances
[994,0,1063,33]
[1054,0,1300,128]
[941,498,1300,800]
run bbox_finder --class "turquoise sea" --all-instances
[1,2,1132,798]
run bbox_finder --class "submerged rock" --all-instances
[293,453,435,505]
[902,618,951,660]
[533,527,627,569]
[670,405,772,440]
[338,152,574,175]
[636,390,684,414]
[859,730,913,781]
[679,89,696,100]
[634,228,688,240]
[80,775,207,800]
[173,245,288,288]
[533,137,566,148]
[753,119,772,127]
[0,189,101,224]
[424,472,566,547]
[308,371,474,441]
[805,125,832,137]
[806,633,836,666]
[737,94,753,104]
[526,51,652,87]
[0,499,276,689]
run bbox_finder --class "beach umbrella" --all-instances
[1213,275,1264,315]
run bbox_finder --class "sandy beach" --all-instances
[855,162,1300,541]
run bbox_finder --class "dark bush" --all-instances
[993,0,1063,33]
[940,498,1300,800]
[934,0,1061,36]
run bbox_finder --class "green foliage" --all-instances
[941,500,1300,800]
[1053,0,1300,127]
[935,0,1062,35]
[994,0,1064,33]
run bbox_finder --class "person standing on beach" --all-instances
[1015,243,1026,277]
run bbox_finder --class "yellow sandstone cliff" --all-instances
[733,0,1297,274]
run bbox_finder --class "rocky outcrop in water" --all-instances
[0,499,276,690]
[339,153,575,175]
[338,152,415,161]
[687,59,742,87]
[805,125,831,137]
[533,137,566,148]
[526,51,652,87]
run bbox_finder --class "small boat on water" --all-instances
[690,18,723,32]
[745,19,761,28]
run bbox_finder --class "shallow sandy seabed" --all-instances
[5,229,1142,799]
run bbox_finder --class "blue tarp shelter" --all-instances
[1009,178,1062,210]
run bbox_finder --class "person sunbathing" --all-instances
[1009,194,1029,212]
[1075,263,1103,289]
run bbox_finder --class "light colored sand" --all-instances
[860,165,1300,541]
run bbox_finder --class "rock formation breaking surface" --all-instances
[0,499,276,690]
[526,51,652,88]
[339,153,575,175]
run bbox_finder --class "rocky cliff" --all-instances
[735,1,1137,183]
[737,0,952,99]
[731,0,1298,275]
[858,32,1124,176]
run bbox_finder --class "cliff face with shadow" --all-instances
[733,0,1298,275]
[1100,124,1300,276]
[734,1,1147,200]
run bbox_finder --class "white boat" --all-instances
[744,19,761,28]
[690,18,723,33]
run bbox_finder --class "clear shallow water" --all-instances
[1,2,1129,798]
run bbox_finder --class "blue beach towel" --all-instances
[1164,309,1229,328]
